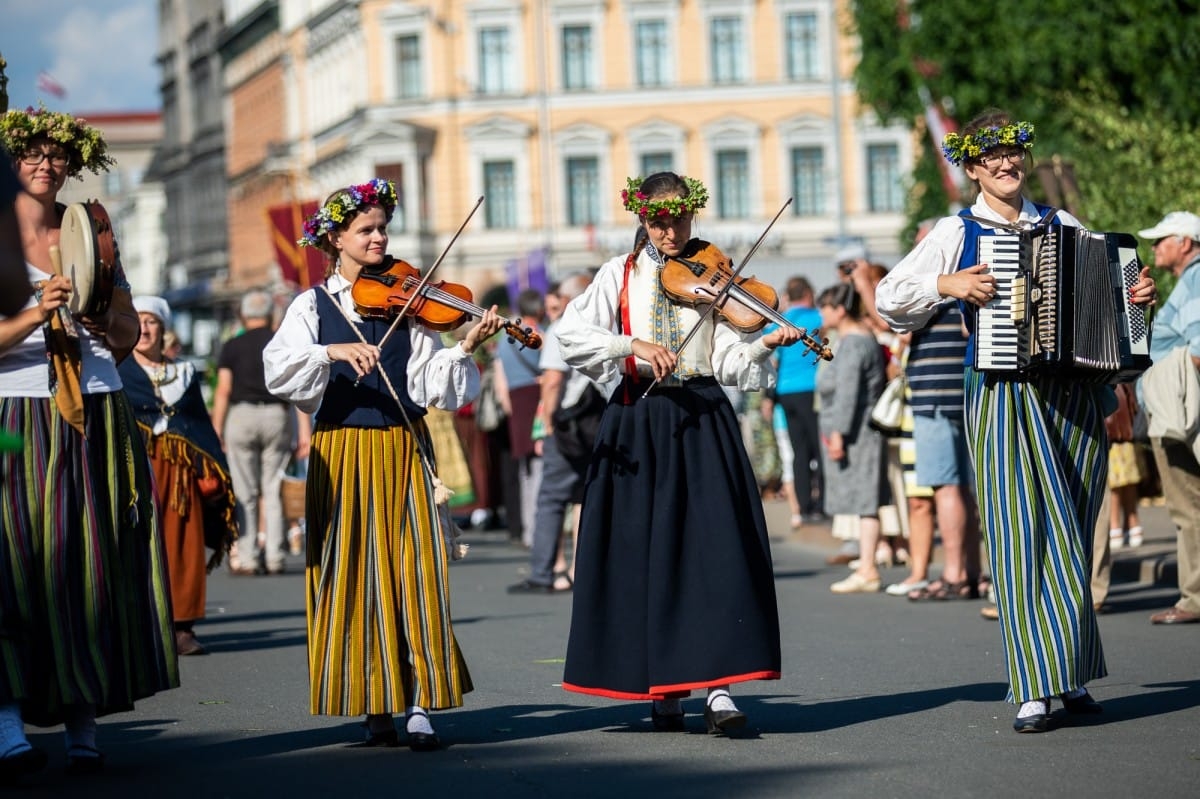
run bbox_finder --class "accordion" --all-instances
[974,226,1151,383]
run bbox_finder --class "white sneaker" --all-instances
[1128,526,1144,547]
[1109,529,1124,551]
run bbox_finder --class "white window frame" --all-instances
[627,120,687,180]
[855,117,913,216]
[466,3,525,96]
[550,1,606,92]
[776,0,829,82]
[777,114,835,217]
[702,116,761,220]
[380,8,429,101]
[553,123,612,228]
[699,0,754,85]
[621,0,679,87]
[464,115,533,230]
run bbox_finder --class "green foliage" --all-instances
[850,0,1200,270]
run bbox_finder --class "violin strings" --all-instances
[400,278,482,318]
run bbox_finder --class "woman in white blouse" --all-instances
[263,179,502,751]
[554,172,805,735]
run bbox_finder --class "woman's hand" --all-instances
[461,305,505,354]
[761,325,805,350]
[937,264,997,307]
[1130,266,1157,308]
[327,342,381,378]
[37,275,72,321]
[631,338,677,380]
[825,431,845,462]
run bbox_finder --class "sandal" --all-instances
[552,571,573,592]
[908,579,977,601]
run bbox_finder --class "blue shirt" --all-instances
[1150,255,1200,361]
[767,305,824,395]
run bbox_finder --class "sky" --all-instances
[1,0,160,114]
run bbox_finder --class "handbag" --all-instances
[869,373,907,435]
[551,383,606,461]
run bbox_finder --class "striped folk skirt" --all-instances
[964,368,1107,703]
[563,377,781,700]
[305,421,472,716]
[0,393,178,727]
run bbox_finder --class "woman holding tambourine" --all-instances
[0,107,177,779]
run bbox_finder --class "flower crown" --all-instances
[0,104,115,176]
[621,175,709,219]
[299,178,399,248]
[941,121,1035,167]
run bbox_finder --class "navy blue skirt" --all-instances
[562,377,781,700]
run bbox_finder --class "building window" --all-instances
[394,34,422,99]
[483,160,516,229]
[634,19,668,87]
[784,12,818,80]
[867,143,903,212]
[562,25,593,90]
[641,152,674,177]
[710,17,744,84]
[565,156,600,226]
[791,146,824,216]
[478,27,512,95]
[376,163,406,232]
[715,150,750,219]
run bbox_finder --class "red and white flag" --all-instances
[36,71,67,99]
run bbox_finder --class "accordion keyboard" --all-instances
[974,234,1023,371]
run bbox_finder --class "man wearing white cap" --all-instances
[1138,211,1200,625]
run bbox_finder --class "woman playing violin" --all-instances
[555,171,806,735]
[264,178,504,750]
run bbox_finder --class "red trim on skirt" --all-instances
[563,670,781,701]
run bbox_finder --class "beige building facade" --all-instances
[223,0,911,297]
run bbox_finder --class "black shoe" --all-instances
[0,746,47,781]
[1060,690,1103,714]
[407,731,442,751]
[362,729,399,747]
[704,704,747,736]
[507,579,558,594]
[1012,701,1051,733]
[64,746,105,776]
[651,705,686,732]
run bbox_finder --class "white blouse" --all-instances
[875,196,1082,332]
[555,246,776,392]
[262,272,481,415]
[0,263,123,398]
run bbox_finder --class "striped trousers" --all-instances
[964,368,1107,703]
[305,421,472,716]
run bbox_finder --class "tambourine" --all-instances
[59,201,116,318]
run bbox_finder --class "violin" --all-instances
[352,257,542,349]
[661,240,833,360]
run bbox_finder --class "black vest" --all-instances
[314,287,426,428]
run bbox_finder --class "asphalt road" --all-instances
[19,500,1200,798]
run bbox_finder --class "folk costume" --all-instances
[877,195,1109,704]
[263,271,477,718]
[119,345,237,624]
[0,265,178,728]
[556,237,782,702]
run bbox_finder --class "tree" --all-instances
[850,0,1200,256]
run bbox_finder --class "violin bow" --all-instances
[375,195,486,352]
[640,197,793,399]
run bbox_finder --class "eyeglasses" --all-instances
[18,150,70,168]
[978,149,1027,170]
[1152,237,1176,248]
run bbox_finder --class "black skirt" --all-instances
[562,376,781,700]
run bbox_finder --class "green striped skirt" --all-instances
[305,421,472,716]
[964,368,1107,703]
[0,392,178,727]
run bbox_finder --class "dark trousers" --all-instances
[528,435,586,585]
[779,391,823,515]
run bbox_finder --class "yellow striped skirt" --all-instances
[305,421,473,716]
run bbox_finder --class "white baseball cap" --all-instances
[1137,211,1200,242]
[835,243,869,264]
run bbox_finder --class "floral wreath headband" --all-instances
[0,105,115,176]
[299,178,399,248]
[621,175,709,219]
[941,121,1035,167]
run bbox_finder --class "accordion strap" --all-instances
[959,206,1059,233]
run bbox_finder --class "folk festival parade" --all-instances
[0,3,1198,796]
